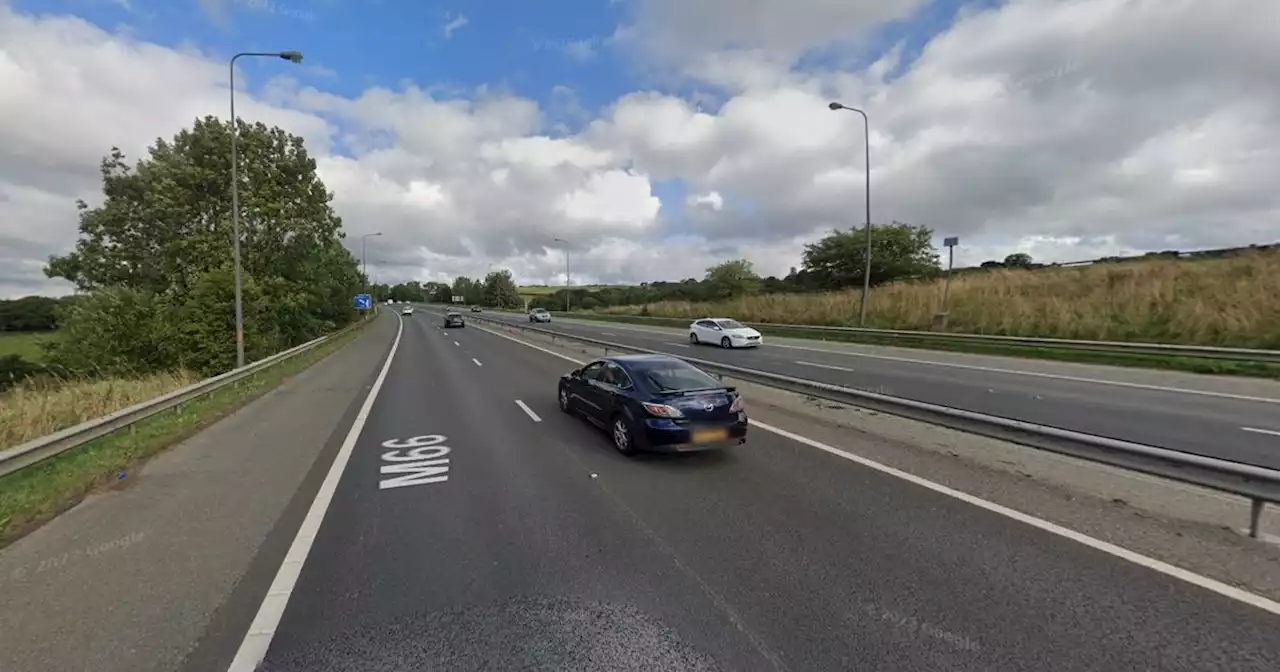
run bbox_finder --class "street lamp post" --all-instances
[939,236,960,329]
[554,237,570,312]
[360,232,382,284]
[229,50,303,369]
[828,101,873,326]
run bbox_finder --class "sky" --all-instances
[2,0,1278,297]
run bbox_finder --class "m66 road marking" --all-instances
[379,435,452,490]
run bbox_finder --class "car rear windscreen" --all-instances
[632,360,721,392]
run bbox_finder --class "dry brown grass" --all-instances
[600,250,1280,348]
[0,371,201,450]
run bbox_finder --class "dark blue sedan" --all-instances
[557,354,748,456]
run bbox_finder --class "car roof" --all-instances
[694,317,740,322]
[599,353,686,367]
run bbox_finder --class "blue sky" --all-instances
[23,0,644,126]
[13,0,993,249]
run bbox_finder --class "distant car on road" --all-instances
[444,311,465,328]
[558,354,747,456]
[400,305,414,316]
[688,318,762,348]
[529,308,552,323]
[471,306,482,313]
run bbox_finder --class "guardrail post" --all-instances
[1249,499,1265,539]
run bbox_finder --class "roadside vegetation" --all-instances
[410,219,1278,351]
[597,250,1280,349]
[1,116,369,542]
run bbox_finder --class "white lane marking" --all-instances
[481,324,1280,618]
[554,319,1280,405]
[472,358,483,367]
[454,340,460,346]
[601,332,616,336]
[749,419,1280,618]
[1242,426,1280,437]
[470,322,583,365]
[765,343,1280,404]
[515,399,543,422]
[228,313,404,670]
[795,360,855,372]
[669,343,691,348]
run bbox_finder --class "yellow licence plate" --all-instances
[691,428,728,444]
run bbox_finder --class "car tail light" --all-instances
[642,402,684,419]
[729,395,744,412]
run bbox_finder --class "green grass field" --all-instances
[0,332,58,362]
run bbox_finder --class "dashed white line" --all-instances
[453,341,460,346]
[601,332,616,336]
[478,323,1280,619]
[669,343,691,348]
[227,313,405,670]
[554,320,1280,405]
[1242,426,1280,437]
[795,360,855,372]
[472,358,483,367]
[515,399,542,422]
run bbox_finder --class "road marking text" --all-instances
[379,435,452,490]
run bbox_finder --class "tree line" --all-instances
[3,116,365,391]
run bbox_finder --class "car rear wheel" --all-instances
[720,336,731,348]
[689,332,699,345]
[611,415,638,457]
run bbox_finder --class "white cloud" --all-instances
[442,13,468,39]
[3,0,1280,298]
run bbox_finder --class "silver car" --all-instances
[529,308,552,323]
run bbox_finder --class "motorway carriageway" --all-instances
[479,312,1280,470]
[226,309,1280,671]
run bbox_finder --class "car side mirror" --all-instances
[569,368,581,378]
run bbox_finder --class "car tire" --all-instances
[558,387,571,414]
[689,333,698,345]
[611,415,639,457]
[720,336,731,348]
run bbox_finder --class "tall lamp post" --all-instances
[229,50,303,369]
[828,101,873,326]
[360,232,383,282]
[554,237,570,312]
[939,236,959,329]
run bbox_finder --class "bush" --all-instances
[0,354,46,393]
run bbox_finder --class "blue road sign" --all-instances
[354,294,372,310]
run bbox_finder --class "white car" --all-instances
[401,306,414,315]
[688,318,762,348]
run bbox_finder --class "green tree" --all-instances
[1003,252,1034,269]
[483,270,522,308]
[801,223,940,289]
[428,282,453,303]
[704,259,761,300]
[43,115,361,373]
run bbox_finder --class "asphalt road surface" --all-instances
[477,311,1280,469]
[242,310,1280,671]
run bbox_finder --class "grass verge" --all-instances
[0,320,370,547]
[0,332,58,362]
[538,312,1280,378]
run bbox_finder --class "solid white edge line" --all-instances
[226,313,405,671]
[475,321,1280,617]
[472,358,483,367]
[748,419,1280,617]
[515,399,542,422]
[1242,426,1280,437]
